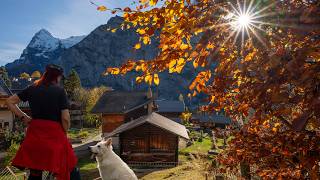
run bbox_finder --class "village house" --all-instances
[190,113,232,129]
[91,90,154,150]
[91,90,189,166]
[0,78,14,131]
[0,77,32,133]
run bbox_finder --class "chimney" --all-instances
[147,87,153,114]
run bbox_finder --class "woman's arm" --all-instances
[61,109,71,133]
[6,95,32,125]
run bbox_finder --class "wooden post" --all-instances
[212,130,217,149]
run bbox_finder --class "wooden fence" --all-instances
[0,167,51,180]
[128,161,181,168]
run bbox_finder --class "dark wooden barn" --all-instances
[107,112,189,167]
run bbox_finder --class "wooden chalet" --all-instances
[107,112,189,166]
[155,100,185,123]
[91,91,153,134]
[91,90,154,150]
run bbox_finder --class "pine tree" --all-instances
[0,67,11,88]
[63,69,81,100]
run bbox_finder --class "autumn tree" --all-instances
[31,71,41,79]
[99,0,320,179]
[63,69,81,100]
[74,86,111,127]
[19,72,30,79]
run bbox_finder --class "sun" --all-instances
[221,0,275,46]
[237,14,252,28]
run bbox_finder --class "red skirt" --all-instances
[12,119,77,180]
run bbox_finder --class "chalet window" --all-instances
[0,123,2,129]
[4,122,9,128]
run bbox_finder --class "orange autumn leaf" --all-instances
[97,6,107,11]
[107,68,120,75]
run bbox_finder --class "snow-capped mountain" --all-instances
[5,29,85,76]
[5,16,203,103]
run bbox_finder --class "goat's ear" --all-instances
[103,136,109,141]
[105,138,112,146]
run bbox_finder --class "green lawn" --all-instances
[68,128,100,141]
[78,156,99,180]
[180,137,212,154]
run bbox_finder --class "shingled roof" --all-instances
[91,91,152,114]
[0,77,12,96]
[155,100,185,113]
[192,114,232,124]
[106,112,189,139]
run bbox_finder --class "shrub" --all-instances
[4,141,20,166]
[78,130,89,139]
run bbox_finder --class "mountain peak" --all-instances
[36,28,52,36]
[28,29,59,51]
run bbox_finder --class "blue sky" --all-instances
[0,0,131,65]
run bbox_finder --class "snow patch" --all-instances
[28,29,60,51]
[61,36,85,48]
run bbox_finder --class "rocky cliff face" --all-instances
[58,16,197,100]
[5,29,85,76]
[6,16,198,101]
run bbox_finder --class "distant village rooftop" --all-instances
[155,100,185,113]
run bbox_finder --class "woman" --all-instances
[6,64,77,180]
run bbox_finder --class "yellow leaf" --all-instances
[145,74,152,85]
[136,76,143,83]
[142,36,150,45]
[134,43,141,49]
[169,60,177,73]
[111,29,117,33]
[207,43,215,49]
[154,74,160,85]
[97,6,107,11]
[274,123,281,127]
[150,0,158,6]
[180,43,189,50]
[177,58,185,66]
[193,60,198,68]
[136,29,146,35]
